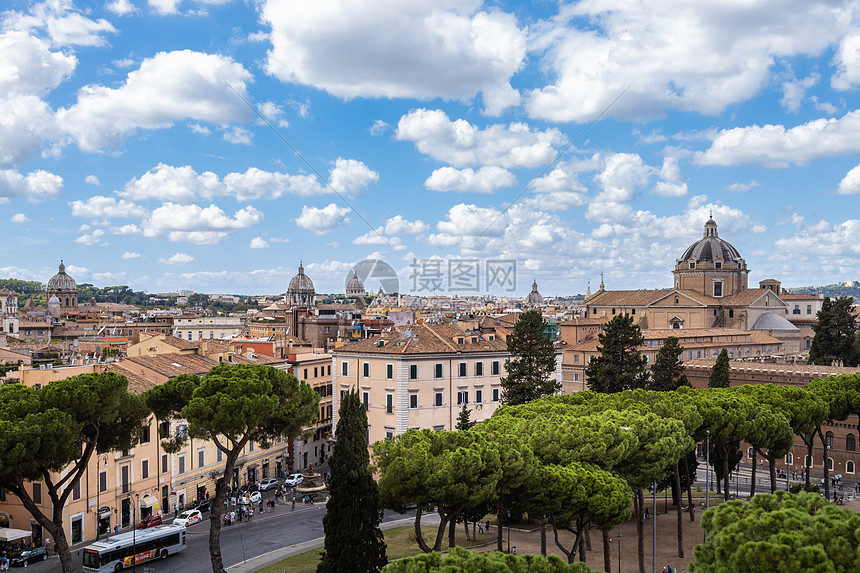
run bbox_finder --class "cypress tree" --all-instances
[708,348,731,388]
[456,404,476,430]
[318,390,387,573]
[808,297,859,366]
[500,310,559,405]
[585,313,648,392]
[648,336,689,391]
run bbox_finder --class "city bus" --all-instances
[82,523,187,572]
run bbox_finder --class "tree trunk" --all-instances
[413,508,431,553]
[208,449,241,573]
[551,520,583,564]
[585,523,592,551]
[769,456,777,492]
[817,427,831,501]
[635,489,645,573]
[722,446,731,501]
[750,449,757,497]
[674,463,684,558]
[463,518,470,541]
[540,518,547,556]
[684,453,695,522]
[472,521,477,540]
[803,433,814,490]
[603,530,612,573]
[497,496,504,552]
[449,515,457,548]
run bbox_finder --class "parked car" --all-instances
[138,514,163,529]
[258,478,280,491]
[10,547,47,567]
[283,473,304,487]
[174,509,203,527]
[189,498,211,513]
[239,483,260,493]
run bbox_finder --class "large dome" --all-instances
[678,218,743,263]
[47,261,77,290]
[346,271,365,296]
[286,262,315,307]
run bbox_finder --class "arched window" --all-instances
[674,296,679,305]
[825,431,835,448]
[826,458,834,471]
[747,447,754,459]
[848,461,855,474]
[847,434,856,452]
[785,452,793,465]
[805,455,813,468]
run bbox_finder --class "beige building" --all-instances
[331,322,513,444]
[172,315,244,342]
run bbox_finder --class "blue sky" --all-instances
[3,0,860,297]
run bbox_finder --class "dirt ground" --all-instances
[468,496,860,573]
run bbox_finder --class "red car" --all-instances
[138,514,163,529]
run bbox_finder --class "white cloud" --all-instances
[424,166,516,193]
[0,31,76,96]
[653,157,688,198]
[0,169,63,202]
[726,180,761,193]
[698,110,860,167]
[594,153,652,202]
[106,0,138,16]
[261,0,526,114]
[257,101,289,128]
[110,224,143,235]
[774,219,860,260]
[5,1,117,47]
[57,50,254,151]
[429,203,504,247]
[70,196,147,218]
[369,120,389,136]
[120,164,220,203]
[780,74,819,113]
[837,164,860,195]
[396,109,565,168]
[524,0,853,122]
[382,215,428,235]
[328,158,379,195]
[222,126,253,145]
[142,203,263,244]
[295,203,351,234]
[85,175,100,185]
[833,32,860,91]
[269,237,291,244]
[159,252,195,265]
[249,236,269,248]
[148,0,181,15]
[121,251,142,259]
[10,213,30,223]
[353,231,402,247]
[75,228,106,245]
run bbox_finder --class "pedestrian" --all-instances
[1,553,9,573]
[478,522,484,535]
[45,539,51,555]
[292,497,296,511]
[486,520,490,533]
[663,567,669,573]
[174,504,178,518]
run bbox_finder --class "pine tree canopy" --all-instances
[500,310,559,405]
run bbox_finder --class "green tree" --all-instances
[692,491,860,573]
[707,349,730,388]
[319,390,387,572]
[648,336,689,391]
[145,364,319,573]
[456,404,476,430]
[0,373,149,573]
[383,546,597,573]
[501,310,559,404]
[585,314,648,393]
[808,296,859,366]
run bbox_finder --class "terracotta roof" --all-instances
[683,358,860,377]
[161,336,200,350]
[780,293,822,300]
[584,289,719,307]
[718,289,779,306]
[104,363,160,394]
[122,353,217,378]
[334,322,508,355]
[559,317,609,326]
[568,328,784,352]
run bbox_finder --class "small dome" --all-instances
[526,279,544,306]
[287,262,315,307]
[678,219,743,263]
[346,271,365,296]
[47,261,77,291]
[752,312,799,331]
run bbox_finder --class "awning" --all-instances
[98,507,112,518]
[140,494,157,509]
[0,528,31,542]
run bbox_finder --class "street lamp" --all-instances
[125,494,138,573]
[95,454,108,540]
[507,509,511,553]
[616,532,621,573]
[652,481,657,573]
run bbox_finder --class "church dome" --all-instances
[678,218,743,263]
[286,262,315,307]
[526,279,544,306]
[346,271,365,296]
[47,261,77,291]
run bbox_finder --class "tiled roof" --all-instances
[780,293,822,300]
[104,363,159,394]
[585,289,719,307]
[718,289,776,306]
[161,336,200,350]
[567,328,784,352]
[683,358,860,377]
[122,353,217,378]
[559,317,608,326]
[334,322,508,355]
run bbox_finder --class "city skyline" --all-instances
[3,1,860,295]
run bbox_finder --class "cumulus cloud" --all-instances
[524,0,853,122]
[159,252,195,265]
[382,215,428,235]
[261,0,526,114]
[395,109,565,169]
[111,224,143,235]
[75,228,106,245]
[726,180,761,193]
[85,175,100,185]
[653,157,688,198]
[121,251,141,259]
[10,213,30,223]
[70,196,147,218]
[5,1,117,47]
[295,203,351,234]
[774,219,860,260]
[57,50,254,151]
[106,0,138,16]
[429,203,504,247]
[142,203,263,244]
[837,164,860,195]
[249,236,269,248]
[328,158,379,195]
[424,166,516,193]
[0,169,63,202]
[698,110,860,167]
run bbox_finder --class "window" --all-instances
[574,373,579,382]
[178,454,186,474]
[747,447,754,459]
[807,305,813,315]
[99,471,107,492]
[805,455,813,468]
[715,262,722,269]
[141,424,151,444]
[363,391,370,411]
[848,461,856,474]
[387,364,394,379]
[314,367,318,377]
[492,388,500,402]
[386,394,393,414]
[713,282,722,297]
[827,457,834,471]
[434,363,443,378]
[435,392,443,407]
[303,368,308,379]
[161,454,168,474]
[363,362,370,377]
[475,389,483,403]
[263,461,269,479]
[848,434,856,452]
[729,309,734,318]
[457,390,468,405]
[217,448,223,462]
[475,362,483,376]
[121,465,129,493]
[492,361,500,375]
[72,479,80,500]
[385,430,394,441]
[459,362,467,377]
[409,364,418,379]
[826,431,835,448]
[785,452,793,465]
[198,448,205,468]
[32,483,41,505]
[689,262,695,269]
[141,459,149,480]
[409,393,418,409]
[177,423,188,440]
[342,362,349,376]
[249,441,255,452]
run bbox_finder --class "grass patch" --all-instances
[254,523,497,573]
